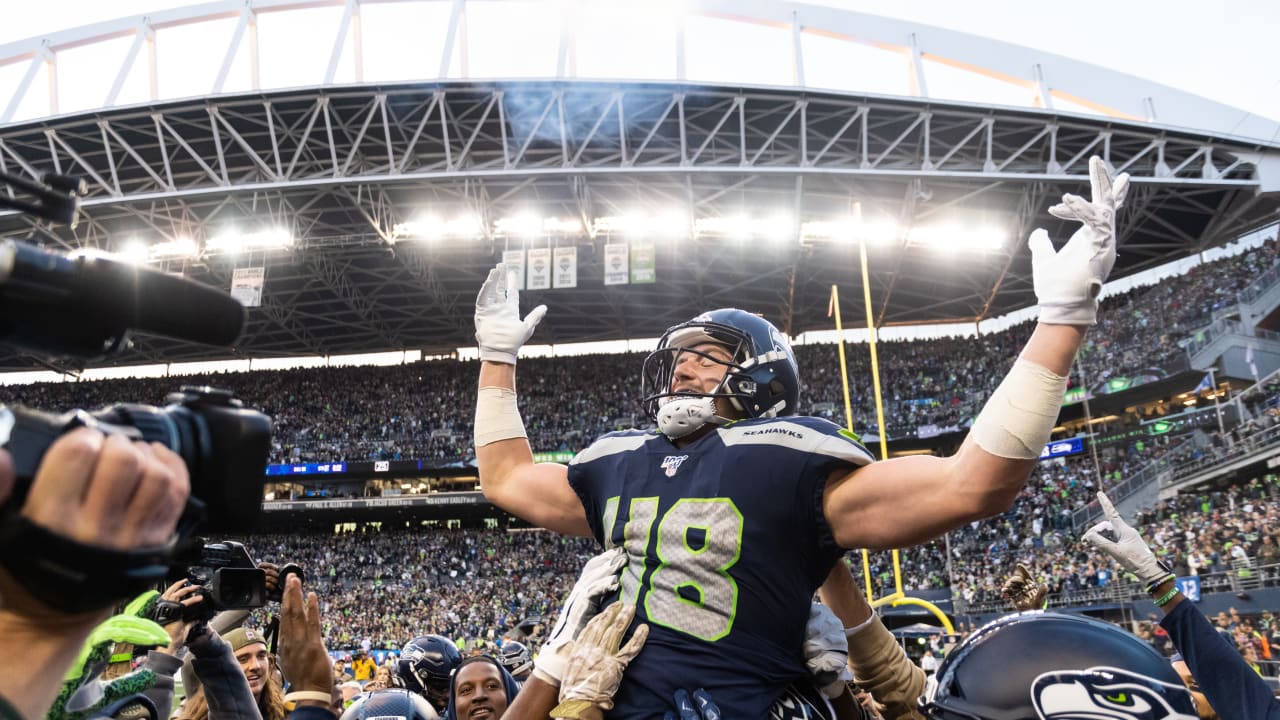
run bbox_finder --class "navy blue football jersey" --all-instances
[567,415,873,720]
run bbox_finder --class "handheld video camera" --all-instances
[154,541,304,623]
[0,170,275,615]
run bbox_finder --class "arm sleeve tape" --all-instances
[475,386,528,447]
[968,359,1068,460]
[846,615,927,720]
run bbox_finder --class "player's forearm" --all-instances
[817,561,873,629]
[479,359,517,390]
[957,322,1080,509]
[475,359,530,507]
[1017,323,1085,376]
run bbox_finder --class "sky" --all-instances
[2,0,1277,131]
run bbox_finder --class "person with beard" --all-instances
[177,627,287,720]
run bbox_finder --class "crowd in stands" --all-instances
[242,528,596,652]
[1,239,1275,467]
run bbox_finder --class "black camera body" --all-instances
[0,172,275,615]
[4,386,271,534]
[156,540,305,623]
[176,541,268,623]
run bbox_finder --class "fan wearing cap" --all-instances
[176,626,286,720]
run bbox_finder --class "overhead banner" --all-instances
[502,249,525,290]
[553,246,577,288]
[230,267,264,307]
[631,241,655,284]
[603,243,629,285]
[527,248,551,289]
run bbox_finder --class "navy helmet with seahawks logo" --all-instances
[920,611,1197,720]
[396,634,461,710]
[496,640,532,679]
[642,309,800,425]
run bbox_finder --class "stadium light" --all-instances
[208,227,293,254]
[495,214,543,237]
[392,214,484,242]
[694,215,753,239]
[801,219,899,245]
[118,238,149,265]
[592,212,689,238]
[759,214,796,243]
[543,217,586,235]
[148,236,200,261]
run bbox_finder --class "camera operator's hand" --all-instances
[278,574,332,707]
[23,431,188,552]
[156,580,203,654]
[0,429,190,719]
[259,562,281,599]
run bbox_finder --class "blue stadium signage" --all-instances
[1039,437,1084,460]
[265,462,348,476]
[263,492,488,511]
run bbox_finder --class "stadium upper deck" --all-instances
[1,1,1278,369]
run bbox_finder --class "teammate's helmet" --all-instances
[919,612,1197,720]
[396,635,461,710]
[339,688,440,720]
[496,641,532,679]
[642,309,800,423]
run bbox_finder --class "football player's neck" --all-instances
[671,423,716,448]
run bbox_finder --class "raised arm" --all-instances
[473,264,592,537]
[824,157,1127,550]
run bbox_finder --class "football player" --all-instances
[396,634,462,714]
[473,157,1128,718]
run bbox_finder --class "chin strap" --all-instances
[657,396,731,439]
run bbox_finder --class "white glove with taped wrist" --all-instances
[475,263,547,364]
[1082,491,1173,589]
[534,547,627,687]
[1030,156,1130,326]
[803,602,850,699]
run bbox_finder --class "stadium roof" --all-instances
[0,1,1278,370]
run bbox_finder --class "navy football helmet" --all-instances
[396,635,461,712]
[496,641,532,679]
[339,688,439,720]
[920,612,1197,720]
[642,309,800,435]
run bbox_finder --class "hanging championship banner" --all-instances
[553,246,577,288]
[604,243,629,285]
[502,249,525,290]
[631,241,655,284]
[527,248,551,290]
[230,266,265,307]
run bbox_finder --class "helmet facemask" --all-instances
[642,319,790,438]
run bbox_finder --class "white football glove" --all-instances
[1082,491,1172,588]
[803,602,850,699]
[534,547,627,687]
[474,263,547,364]
[1029,156,1130,326]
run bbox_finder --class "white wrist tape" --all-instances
[843,614,878,639]
[475,386,528,447]
[969,359,1068,460]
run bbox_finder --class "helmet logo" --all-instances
[661,455,689,477]
[1032,666,1199,719]
[770,328,790,354]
